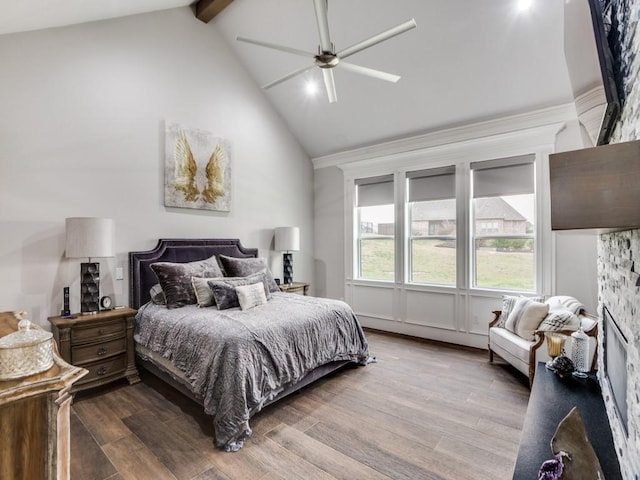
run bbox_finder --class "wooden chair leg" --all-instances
[489,348,494,363]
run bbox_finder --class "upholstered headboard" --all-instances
[128,239,258,309]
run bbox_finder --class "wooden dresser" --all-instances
[0,312,87,480]
[48,308,140,392]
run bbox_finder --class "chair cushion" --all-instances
[490,327,533,365]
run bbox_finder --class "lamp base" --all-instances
[80,262,100,314]
[283,252,293,285]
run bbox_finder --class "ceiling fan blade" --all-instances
[338,62,400,83]
[237,36,315,58]
[322,68,337,103]
[313,0,332,52]
[338,18,417,59]
[263,64,316,89]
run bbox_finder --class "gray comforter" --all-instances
[134,292,369,450]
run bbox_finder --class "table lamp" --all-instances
[65,217,115,314]
[275,226,300,285]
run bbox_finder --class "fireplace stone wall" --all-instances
[598,0,640,477]
[598,231,640,478]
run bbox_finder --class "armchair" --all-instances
[488,296,598,386]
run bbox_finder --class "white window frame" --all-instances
[470,155,537,293]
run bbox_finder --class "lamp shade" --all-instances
[65,217,115,258]
[274,226,300,252]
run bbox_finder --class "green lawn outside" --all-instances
[360,238,534,291]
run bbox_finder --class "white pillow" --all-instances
[545,296,586,315]
[538,308,581,332]
[235,283,267,311]
[505,297,549,341]
[192,276,221,307]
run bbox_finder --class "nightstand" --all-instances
[48,308,140,392]
[279,282,310,295]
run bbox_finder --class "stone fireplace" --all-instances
[598,230,640,479]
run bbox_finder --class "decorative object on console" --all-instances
[571,327,590,378]
[545,332,568,369]
[550,407,605,479]
[164,123,231,212]
[65,217,115,315]
[275,226,300,285]
[0,311,54,380]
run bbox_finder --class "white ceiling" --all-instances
[0,0,575,159]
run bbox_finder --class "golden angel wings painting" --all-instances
[165,123,231,211]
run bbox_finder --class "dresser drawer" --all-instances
[71,321,125,343]
[75,354,127,386]
[71,336,126,365]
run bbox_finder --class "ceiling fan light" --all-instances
[305,81,318,96]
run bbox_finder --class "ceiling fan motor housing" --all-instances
[315,52,339,68]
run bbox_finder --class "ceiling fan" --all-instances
[236,0,417,103]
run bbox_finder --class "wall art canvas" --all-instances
[164,123,231,211]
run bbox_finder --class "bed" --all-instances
[128,238,370,451]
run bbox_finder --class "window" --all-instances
[407,167,456,285]
[471,156,535,291]
[356,175,395,281]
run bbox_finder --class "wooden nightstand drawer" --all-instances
[71,336,126,365]
[49,307,140,392]
[75,354,127,386]
[279,282,310,295]
[71,321,125,342]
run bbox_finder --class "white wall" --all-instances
[0,7,313,326]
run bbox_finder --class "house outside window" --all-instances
[407,167,456,286]
[355,175,395,281]
[471,155,536,292]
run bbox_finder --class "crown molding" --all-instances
[312,103,576,170]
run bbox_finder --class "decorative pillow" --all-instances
[505,297,549,341]
[192,276,219,307]
[149,284,166,305]
[150,255,223,309]
[546,296,586,316]
[236,283,268,311]
[538,308,581,332]
[194,271,272,307]
[218,255,280,293]
[550,407,604,480]
[496,295,545,328]
[208,276,268,310]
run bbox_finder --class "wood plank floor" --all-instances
[70,330,530,480]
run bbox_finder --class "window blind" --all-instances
[356,174,394,207]
[407,166,456,202]
[471,155,534,198]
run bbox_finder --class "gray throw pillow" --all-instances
[218,255,280,293]
[208,276,267,310]
[151,255,223,309]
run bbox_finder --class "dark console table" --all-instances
[513,362,622,479]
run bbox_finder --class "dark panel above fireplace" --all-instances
[549,139,640,232]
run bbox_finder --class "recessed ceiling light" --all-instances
[305,81,318,96]
[517,0,533,12]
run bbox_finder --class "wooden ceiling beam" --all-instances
[195,0,234,23]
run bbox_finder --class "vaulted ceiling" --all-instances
[0,0,575,159]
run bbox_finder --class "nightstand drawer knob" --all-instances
[97,347,107,356]
[98,329,105,336]
[97,366,107,376]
